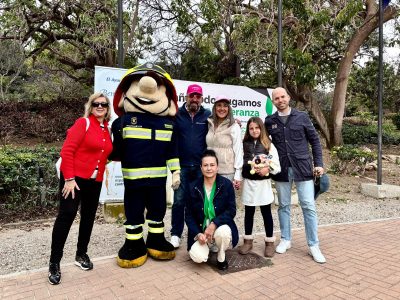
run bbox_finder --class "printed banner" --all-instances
[95,66,275,203]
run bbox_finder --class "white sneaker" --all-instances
[309,245,326,264]
[275,239,291,254]
[170,235,181,249]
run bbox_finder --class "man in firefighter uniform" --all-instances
[111,63,180,268]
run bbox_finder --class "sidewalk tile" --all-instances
[1,218,400,299]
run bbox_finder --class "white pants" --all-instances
[189,225,232,263]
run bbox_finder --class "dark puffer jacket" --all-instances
[242,139,271,180]
[185,175,238,250]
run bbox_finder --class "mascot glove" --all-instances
[171,170,181,190]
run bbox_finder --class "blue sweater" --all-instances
[174,105,211,167]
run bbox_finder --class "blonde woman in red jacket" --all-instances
[48,93,113,285]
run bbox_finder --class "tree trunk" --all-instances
[330,5,397,147]
[123,0,140,62]
[286,83,331,148]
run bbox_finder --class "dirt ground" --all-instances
[323,145,400,194]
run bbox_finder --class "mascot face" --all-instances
[113,63,178,117]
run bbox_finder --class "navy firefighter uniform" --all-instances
[111,111,180,264]
[110,62,181,268]
[112,112,179,223]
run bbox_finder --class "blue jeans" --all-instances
[170,166,202,237]
[275,168,319,246]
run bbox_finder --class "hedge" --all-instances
[342,123,400,145]
[0,146,60,210]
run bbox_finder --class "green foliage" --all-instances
[22,56,92,103]
[334,1,363,29]
[342,123,400,145]
[0,40,26,101]
[353,111,376,124]
[180,36,222,82]
[285,50,317,86]
[0,146,60,210]
[285,0,309,20]
[238,17,259,37]
[330,145,377,175]
[313,89,333,115]
[392,113,400,130]
[347,60,400,115]
[233,1,363,91]
[0,0,114,99]
[332,145,376,162]
[171,0,194,34]
[170,0,242,82]
[199,0,220,32]
[311,9,331,27]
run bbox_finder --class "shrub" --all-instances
[342,122,400,145]
[0,146,60,210]
[392,113,400,130]
[353,111,376,124]
[330,145,377,175]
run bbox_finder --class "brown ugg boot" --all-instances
[239,235,253,255]
[264,236,276,258]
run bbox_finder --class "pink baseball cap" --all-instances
[187,84,203,96]
[215,94,230,103]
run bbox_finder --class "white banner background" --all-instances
[94,66,275,203]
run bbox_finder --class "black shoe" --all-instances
[217,259,228,271]
[75,253,93,270]
[48,262,61,285]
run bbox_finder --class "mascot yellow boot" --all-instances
[110,63,180,268]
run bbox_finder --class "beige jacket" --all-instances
[206,118,243,180]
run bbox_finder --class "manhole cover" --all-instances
[207,249,273,274]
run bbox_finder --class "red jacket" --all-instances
[60,114,113,182]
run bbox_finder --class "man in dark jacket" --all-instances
[186,150,238,270]
[170,84,211,248]
[264,87,326,264]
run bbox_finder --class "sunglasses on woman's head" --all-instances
[92,102,109,108]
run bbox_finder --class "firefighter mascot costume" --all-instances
[111,63,180,268]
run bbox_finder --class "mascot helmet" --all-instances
[113,62,178,116]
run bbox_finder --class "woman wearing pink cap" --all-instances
[206,95,243,190]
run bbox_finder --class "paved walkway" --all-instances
[1,218,400,300]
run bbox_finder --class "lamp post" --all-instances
[277,0,282,86]
[377,0,384,185]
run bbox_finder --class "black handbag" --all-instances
[314,173,330,200]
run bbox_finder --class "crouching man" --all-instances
[185,149,238,270]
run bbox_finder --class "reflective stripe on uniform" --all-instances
[146,220,163,224]
[123,127,151,139]
[155,130,172,141]
[124,224,143,230]
[126,232,143,240]
[167,158,180,171]
[148,226,164,234]
[122,167,167,180]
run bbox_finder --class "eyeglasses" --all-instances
[92,102,109,108]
